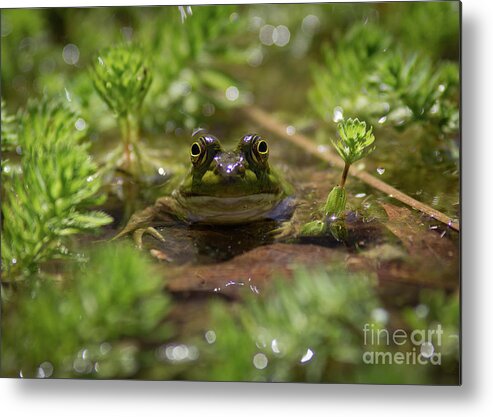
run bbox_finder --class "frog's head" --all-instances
[181,133,280,197]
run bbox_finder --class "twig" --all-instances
[242,106,459,232]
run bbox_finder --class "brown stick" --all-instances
[242,106,460,232]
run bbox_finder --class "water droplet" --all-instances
[415,304,429,319]
[73,357,91,373]
[225,86,239,101]
[378,116,387,124]
[229,12,238,22]
[36,361,53,378]
[301,15,320,34]
[286,125,296,136]
[99,342,112,355]
[371,307,389,324]
[377,167,385,175]
[250,16,264,30]
[253,353,268,369]
[75,118,86,131]
[62,43,79,65]
[271,339,280,354]
[300,348,314,363]
[420,342,435,359]
[157,167,166,176]
[272,25,290,47]
[97,56,104,66]
[355,193,366,198]
[64,88,72,102]
[259,24,275,46]
[333,106,344,122]
[247,48,263,67]
[205,330,216,344]
[202,102,215,116]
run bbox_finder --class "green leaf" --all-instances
[331,118,376,165]
[324,185,348,218]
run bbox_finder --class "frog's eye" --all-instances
[190,135,222,167]
[252,137,269,163]
[256,140,268,155]
[190,141,203,165]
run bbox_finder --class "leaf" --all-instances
[324,185,347,217]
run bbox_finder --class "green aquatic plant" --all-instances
[309,22,459,137]
[372,53,459,132]
[184,267,459,384]
[382,1,460,60]
[1,98,18,153]
[1,97,112,279]
[309,23,391,123]
[90,43,152,174]
[1,243,172,378]
[142,5,248,130]
[326,118,375,216]
[190,267,380,382]
[301,118,375,236]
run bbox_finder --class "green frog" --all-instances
[115,133,295,247]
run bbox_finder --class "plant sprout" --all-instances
[90,43,152,174]
[325,118,375,217]
[301,118,375,236]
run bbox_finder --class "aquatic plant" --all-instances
[382,1,460,60]
[1,98,18,153]
[301,118,375,236]
[187,267,378,382]
[309,22,459,138]
[325,118,375,215]
[142,5,248,130]
[1,243,172,378]
[1,97,112,279]
[90,43,152,174]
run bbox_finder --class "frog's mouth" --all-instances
[175,192,293,225]
[182,169,282,198]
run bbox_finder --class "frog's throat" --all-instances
[174,192,291,225]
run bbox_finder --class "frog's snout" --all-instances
[213,152,246,180]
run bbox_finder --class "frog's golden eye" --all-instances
[190,141,203,164]
[252,137,269,163]
[256,140,268,155]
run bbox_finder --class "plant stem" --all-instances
[340,162,350,188]
[119,116,132,171]
[242,106,460,232]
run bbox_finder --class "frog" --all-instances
[114,132,295,248]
